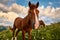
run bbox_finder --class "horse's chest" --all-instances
[22,25,32,31]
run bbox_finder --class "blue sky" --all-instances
[14,0,60,8]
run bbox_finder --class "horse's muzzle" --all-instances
[32,21,39,29]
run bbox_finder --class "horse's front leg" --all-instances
[28,30,32,40]
[22,30,26,40]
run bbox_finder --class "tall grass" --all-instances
[0,22,60,40]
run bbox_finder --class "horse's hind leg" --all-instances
[15,29,20,40]
[12,25,16,40]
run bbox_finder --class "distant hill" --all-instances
[51,22,60,26]
[0,25,7,31]
[46,22,60,26]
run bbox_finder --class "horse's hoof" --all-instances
[15,37,17,40]
[11,37,13,40]
[11,37,15,40]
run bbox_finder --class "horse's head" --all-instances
[28,1,39,29]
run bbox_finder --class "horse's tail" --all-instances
[9,26,13,32]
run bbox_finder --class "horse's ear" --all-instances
[36,2,39,8]
[29,1,31,7]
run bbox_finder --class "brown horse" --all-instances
[9,20,45,31]
[11,1,39,40]
[39,20,45,27]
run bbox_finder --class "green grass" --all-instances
[0,22,60,40]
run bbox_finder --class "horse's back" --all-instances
[15,17,23,21]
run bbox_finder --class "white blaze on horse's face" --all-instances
[34,9,39,29]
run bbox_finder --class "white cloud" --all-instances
[0,3,9,12]
[0,0,15,5]
[0,11,19,26]
[26,0,32,1]
[9,3,28,14]
[0,11,18,22]
[53,2,60,4]
[45,7,60,19]
[38,5,60,25]
[39,6,60,24]
[0,3,28,14]
[49,2,53,5]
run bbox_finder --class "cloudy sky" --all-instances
[0,0,60,26]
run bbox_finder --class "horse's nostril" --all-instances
[34,22,35,25]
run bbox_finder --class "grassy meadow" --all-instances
[0,22,60,40]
